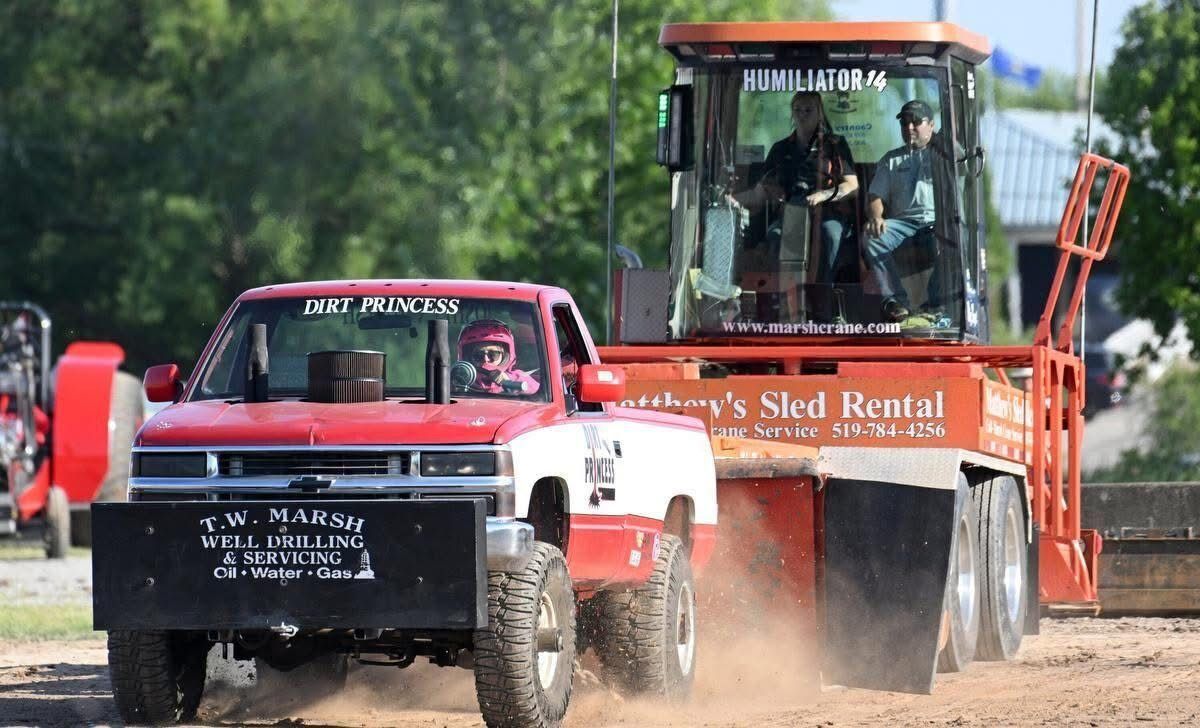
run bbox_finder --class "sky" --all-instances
[837,0,1143,76]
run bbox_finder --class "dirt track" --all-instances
[3,617,1199,727]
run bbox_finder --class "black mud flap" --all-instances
[92,499,486,631]
[822,477,960,694]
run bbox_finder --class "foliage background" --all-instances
[1087,363,1200,482]
[0,0,830,370]
[1099,0,1200,349]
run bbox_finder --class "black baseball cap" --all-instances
[896,99,934,121]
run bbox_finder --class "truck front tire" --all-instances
[107,630,208,725]
[473,541,575,728]
[974,475,1028,660]
[593,534,697,699]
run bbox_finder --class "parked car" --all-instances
[1083,347,1126,416]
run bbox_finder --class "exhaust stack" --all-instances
[245,324,269,403]
[426,319,450,404]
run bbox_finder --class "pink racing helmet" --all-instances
[457,319,516,371]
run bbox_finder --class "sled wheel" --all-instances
[107,630,208,725]
[937,474,979,672]
[593,534,697,698]
[473,542,575,728]
[975,475,1028,661]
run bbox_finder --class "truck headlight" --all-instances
[133,452,209,478]
[420,451,512,477]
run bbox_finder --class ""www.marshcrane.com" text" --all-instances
[722,320,902,335]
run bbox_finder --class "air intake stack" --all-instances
[307,350,386,403]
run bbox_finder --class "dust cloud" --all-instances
[200,482,831,725]
[197,550,825,727]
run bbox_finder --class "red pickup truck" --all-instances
[92,280,717,728]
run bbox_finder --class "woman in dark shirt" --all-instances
[734,91,858,286]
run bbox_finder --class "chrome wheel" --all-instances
[1003,502,1024,624]
[955,513,977,630]
[536,590,559,687]
[675,581,696,676]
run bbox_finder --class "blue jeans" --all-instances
[816,217,847,285]
[864,219,939,308]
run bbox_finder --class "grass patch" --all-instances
[0,604,99,641]
[0,544,90,560]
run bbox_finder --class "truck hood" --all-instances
[137,399,546,447]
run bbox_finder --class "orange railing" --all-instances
[1034,153,1131,354]
[1029,153,1129,607]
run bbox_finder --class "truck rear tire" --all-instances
[43,485,70,559]
[592,534,697,699]
[473,542,575,728]
[974,475,1027,661]
[936,474,979,673]
[107,630,208,725]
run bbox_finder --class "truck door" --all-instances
[550,304,624,511]
[551,303,638,581]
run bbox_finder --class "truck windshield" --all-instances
[670,62,979,340]
[191,296,549,402]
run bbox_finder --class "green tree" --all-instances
[459,1,832,338]
[1098,0,1200,348]
[0,1,466,366]
[0,1,830,370]
[1087,365,1200,482]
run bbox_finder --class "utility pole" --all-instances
[604,0,619,344]
[933,0,954,22]
[1075,0,1089,111]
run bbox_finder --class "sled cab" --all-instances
[655,22,991,342]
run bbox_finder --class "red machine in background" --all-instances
[0,303,141,557]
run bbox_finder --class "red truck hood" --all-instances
[137,399,546,447]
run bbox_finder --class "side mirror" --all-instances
[576,364,625,404]
[144,364,183,403]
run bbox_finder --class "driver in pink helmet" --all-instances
[457,319,540,395]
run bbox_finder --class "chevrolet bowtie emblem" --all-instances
[288,476,335,492]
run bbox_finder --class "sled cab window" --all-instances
[668,59,975,341]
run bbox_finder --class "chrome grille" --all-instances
[217,451,410,477]
[131,490,496,515]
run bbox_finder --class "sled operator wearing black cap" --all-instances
[863,99,944,323]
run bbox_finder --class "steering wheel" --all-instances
[451,360,478,392]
